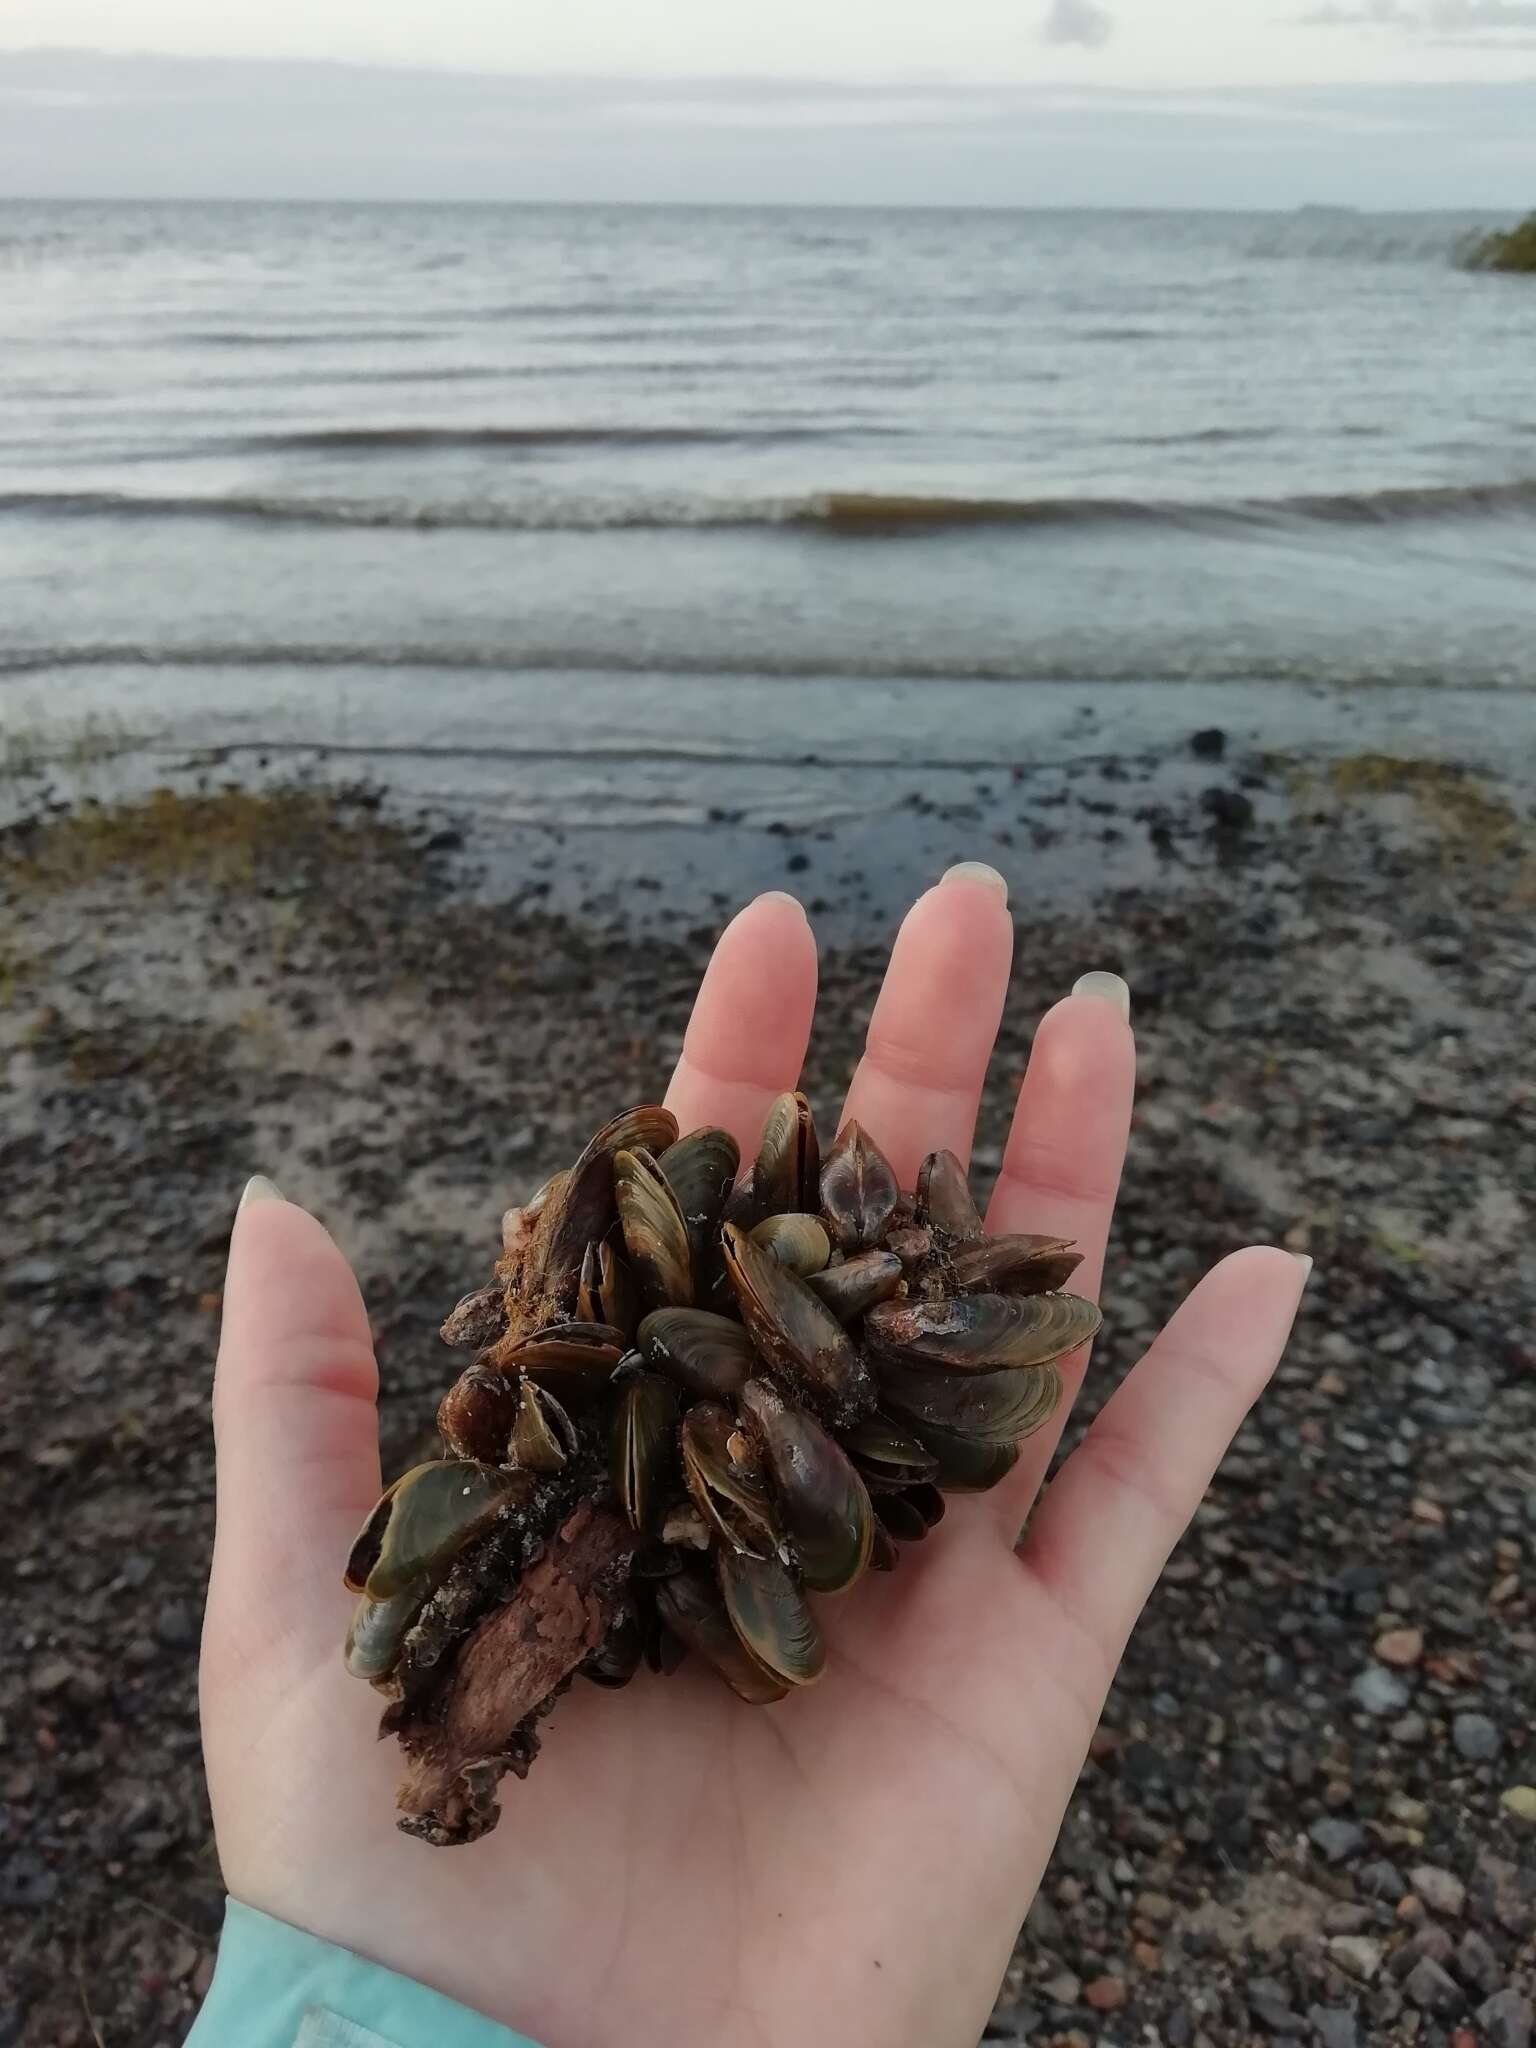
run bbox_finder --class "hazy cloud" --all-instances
[1300,0,1536,26]
[1042,0,1115,47]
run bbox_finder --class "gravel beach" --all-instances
[1,735,1532,2048]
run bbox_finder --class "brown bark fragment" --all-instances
[394,1500,635,1843]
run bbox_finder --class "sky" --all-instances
[1,6,1534,206]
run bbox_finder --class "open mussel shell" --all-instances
[614,1147,693,1313]
[750,1212,832,1279]
[612,1372,681,1535]
[739,1378,874,1594]
[874,1484,945,1544]
[722,1222,871,1419]
[804,1248,904,1323]
[819,1119,900,1254]
[841,1413,940,1491]
[915,1148,986,1240]
[718,1547,825,1689]
[654,1568,789,1704]
[577,1240,638,1338]
[907,1419,1022,1492]
[681,1402,778,1557]
[865,1290,1102,1376]
[527,1105,678,1302]
[639,1307,757,1401]
[344,1459,522,1600]
[346,1583,432,1683]
[496,1319,627,1394]
[754,1090,821,1218]
[877,1356,1063,1446]
[658,1126,740,1266]
[949,1235,1082,1297]
[509,1379,579,1475]
[437,1362,522,1462]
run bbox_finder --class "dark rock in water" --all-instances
[785,852,810,874]
[1202,786,1255,832]
[1190,726,1227,760]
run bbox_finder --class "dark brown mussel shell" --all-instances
[577,1240,638,1338]
[718,1547,825,1689]
[654,1568,789,1704]
[439,1284,507,1350]
[681,1402,778,1557]
[804,1248,903,1322]
[840,1413,940,1491]
[868,1521,900,1572]
[658,1127,740,1266]
[496,1319,627,1395]
[754,1091,821,1217]
[344,1460,522,1600]
[907,1419,1022,1492]
[819,1119,900,1254]
[722,1222,871,1420]
[614,1147,693,1313]
[639,1307,757,1401]
[874,1485,944,1544]
[612,1372,681,1535]
[583,1610,644,1689]
[865,1290,1102,1376]
[915,1149,985,1241]
[526,1105,678,1301]
[437,1361,522,1462]
[739,1378,874,1594]
[749,1212,832,1278]
[876,1355,1063,1446]
[509,1379,579,1475]
[949,1235,1082,1297]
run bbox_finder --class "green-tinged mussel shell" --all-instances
[841,1413,940,1490]
[876,1355,1063,1446]
[654,1569,789,1704]
[722,1222,871,1418]
[749,1212,832,1278]
[739,1378,874,1594]
[577,1240,638,1338]
[718,1547,825,1688]
[907,1419,1022,1492]
[949,1235,1082,1297]
[754,1091,821,1218]
[509,1379,578,1475]
[804,1249,904,1322]
[639,1307,757,1402]
[345,1583,432,1683]
[344,1459,521,1600]
[612,1372,681,1535]
[681,1402,778,1557]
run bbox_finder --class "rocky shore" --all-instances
[1,735,1532,2047]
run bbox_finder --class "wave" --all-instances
[2,476,1535,537]
[234,422,850,454]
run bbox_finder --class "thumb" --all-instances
[210,1179,382,1654]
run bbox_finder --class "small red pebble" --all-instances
[1375,1628,1424,1668]
[1132,1941,1161,1971]
[1088,1726,1121,1763]
[198,1290,222,1314]
[1451,2031,1478,2048]
[1084,1977,1127,2012]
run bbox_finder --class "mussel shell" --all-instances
[439,1284,508,1350]
[614,1147,694,1313]
[639,1307,757,1401]
[841,1413,940,1490]
[906,1482,946,1530]
[722,1223,871,1419]
[877,1355,1063,1446]
[509,1379,579,1474]
[750,1212,832,1278]
[864,1290,1102,1376]
[907,1418,1022,1492]
[874,1490,932,1544]
[577,1240,638,1338]
[527,1105,678,1301]
[654,1568,789,1703]
[804,1249,904,1323]
[658,1126,740,1267]
[345,1459,520,1600]
[739,1379,874,1594]
[754,1091,821,1218]
[868,1522,900,1572]
[497,1319,627,1393]
[345,1583,430,1682]
[718,1547,825,1689]
[915,1149,985,1240]
[819,1119,900,1254]
[681,1402,778,1556]
[949,1235,1082,1297]
[583,1610,644,1689]
[612,1372,681,1535]
[436,1363,521,1462]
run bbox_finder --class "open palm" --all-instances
[201,874,1307,2048]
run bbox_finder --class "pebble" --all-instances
[1410,1865,1466,1917]
[1375,1628,1424,1668]
[1453,1712,1502,1761]
[1351,1666,1410,1715]
[1387,1792,1428,1826]
[1310,1818,1366,1863]
[1391,1713,1429,1745]
[1083,1976,1126,2012]
[1323,1902,1373,1935]
[1500,1786,1536,1823]
[1247,1977,1307,2035]
[1455,1928,1502,1997]
[1041,1971,1081,2007]
[1326,1936,1382,1983]
[154,1599,198,1650]
[1308,2010,1358,2048]
[1359,1859,1406,1900]
[1404,1957,1463,2016]
[1479,1989,1534,2048]
[0,1852,57,1908]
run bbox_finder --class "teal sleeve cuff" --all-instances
[185,1898,547,2048]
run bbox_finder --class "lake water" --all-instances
[2,198,1533,898]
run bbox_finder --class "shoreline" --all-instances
[1,743,1533,2045]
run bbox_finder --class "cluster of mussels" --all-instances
[343,1095,1101,1843]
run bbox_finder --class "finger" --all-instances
[837,864,1014,1185]
[983,979,1135,1524]
[664,892,819,1157]
[211,1184,381,1626]
[1020,1247,1309,1665]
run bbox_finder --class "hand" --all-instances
[201,875,1308,2048]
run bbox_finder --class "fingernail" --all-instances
[238,1174,284,1213]
[1072,970,1131,1021]
[1292,1254,1314,1285]
[940,861,1008,904]
[757,891,809,921]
